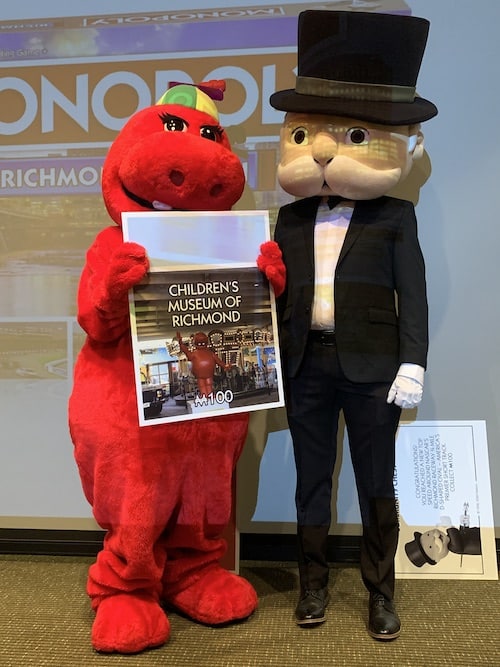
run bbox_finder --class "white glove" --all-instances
[386,363,424,409]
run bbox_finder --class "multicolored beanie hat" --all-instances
[156,80,226,122]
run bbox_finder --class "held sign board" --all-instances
[122,210,284,426]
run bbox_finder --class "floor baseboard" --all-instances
[0,529,499,567]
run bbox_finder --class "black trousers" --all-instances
[286,333,401,600]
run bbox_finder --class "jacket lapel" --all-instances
[337,199,370,264]
[293,196,379,267]
[298,197,320,270]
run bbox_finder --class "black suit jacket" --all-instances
[274,195,428,382]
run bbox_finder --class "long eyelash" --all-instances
[206,124,223,137]
[158,112,189,126]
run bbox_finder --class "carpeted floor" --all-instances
[0,555,498,666]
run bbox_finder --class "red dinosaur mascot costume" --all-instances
[69,81,257,654]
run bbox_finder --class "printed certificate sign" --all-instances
[122,210,284,426]
[395,421,497,580]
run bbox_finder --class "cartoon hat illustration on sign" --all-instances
[404,532,437,567]
[270,10,438,125]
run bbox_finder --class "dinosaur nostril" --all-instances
[169,169,185,186]
[210,183,223,198]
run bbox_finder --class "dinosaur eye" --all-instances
[160,113,188,132]
[291,127,308,145]
[200,125,223,142]
[346,127,370,145]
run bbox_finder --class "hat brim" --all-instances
[404,538,427,567]
[270,89,438,126]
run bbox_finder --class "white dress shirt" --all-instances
[311,199,354,330]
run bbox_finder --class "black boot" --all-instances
[295,525,330,626]
[368,593,400,640]
[295,587,330,626]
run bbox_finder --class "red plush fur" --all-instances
[69,84,257,654]
[257,241,286,297]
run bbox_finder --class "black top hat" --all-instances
[404,532,437,567]
[270,10,438,126]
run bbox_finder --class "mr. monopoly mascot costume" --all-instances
[258,10,437,640]
[69,82,257,654]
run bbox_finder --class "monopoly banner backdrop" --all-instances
[122,210,284,426]
[395,421,497,580]
[0,1,411,320]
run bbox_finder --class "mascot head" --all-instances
[193,332,209,347]
[270,11,437,201]
[102,80,245,225]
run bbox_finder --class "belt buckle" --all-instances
[310,329,336,346]
[320,331,336,346]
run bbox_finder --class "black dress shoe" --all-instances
[368,593,401,640]
[295,587,330,626]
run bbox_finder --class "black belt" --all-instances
[308,330,336,346]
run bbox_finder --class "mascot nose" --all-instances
[210,183,224,197]
[169,168,224,199]
[312,134,337,167]
[170,169,185,186]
